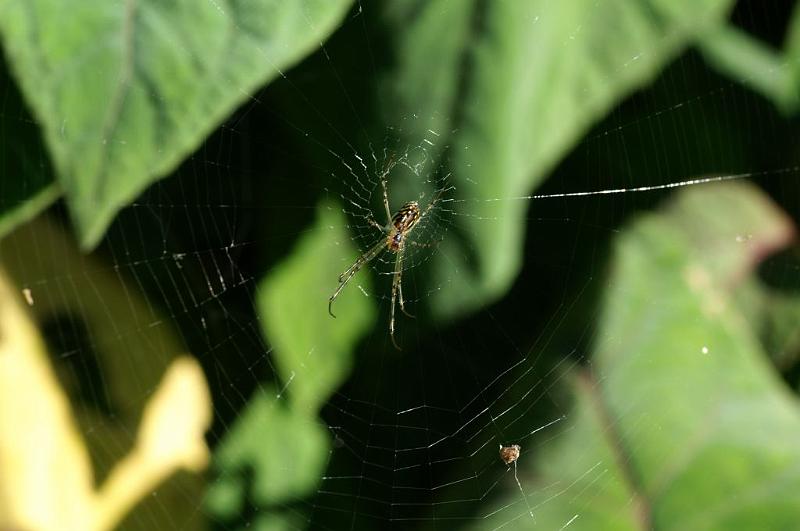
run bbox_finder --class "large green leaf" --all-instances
[258,201,377,414]
[473,182,800,530]
[382,0,735,319]
[207,201,375,520]
[0,0,353,248]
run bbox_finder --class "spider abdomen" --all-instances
[388,201,421,251]
[392,201,421,231]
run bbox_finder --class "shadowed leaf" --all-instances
[383,0,736,318]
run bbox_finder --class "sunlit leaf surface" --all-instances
[0,262,212,531]
[0,216,211,530]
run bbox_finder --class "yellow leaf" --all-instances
[0,266,95,531]
[0,266,212,531]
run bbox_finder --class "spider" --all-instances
[499,444,521,466]
[328,158,445,349]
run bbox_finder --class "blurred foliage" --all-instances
[1,0,800,530]
[0,0,353,247]
[745,285,800,372]
[0,217,211,529]
[383,0,736,319]
[206,387,330,524]
[473,183,800,530]
[699,2,800,114]
[258,203,376,414]
[206,203,375,524]
[0,263,212,531]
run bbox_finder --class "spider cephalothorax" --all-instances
[328,160,444,349]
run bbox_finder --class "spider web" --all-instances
[336,123,455,280]
[1,1,798,531]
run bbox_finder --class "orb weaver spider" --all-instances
[328,157,446,349]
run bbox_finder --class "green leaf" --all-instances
[698,24,800,114]
[206,386,330,515]
[473,182,800,530]
[258,200,376,414]
[208,201,375,519]
[0,0,353,248]
[383,0,736,319]
[0,67,59,239]
[697,1,800,115]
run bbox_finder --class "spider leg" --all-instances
[389,249,406,350]
[380,155,395,224]
[396,250,414,318]
[329,239,385,318]
[417,183,455,223]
